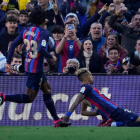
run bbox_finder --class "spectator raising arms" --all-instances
[55,21,81,73]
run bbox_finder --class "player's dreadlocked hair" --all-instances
[29,6,46,26]
[76,68,88,82]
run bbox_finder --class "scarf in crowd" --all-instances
[83,50,93,69]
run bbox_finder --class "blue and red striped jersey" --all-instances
[56,40,79,73]
[80,84,118,119]
[7,26,53,73]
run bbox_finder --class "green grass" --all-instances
[0,126,140,140]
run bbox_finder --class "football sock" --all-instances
[43,94,59,121]
[111,122,124,127]
[5,94,30,103]
[127,122,140,127]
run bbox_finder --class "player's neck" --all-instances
[81,81,90,85]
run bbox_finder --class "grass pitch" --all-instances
[0,126,140,140]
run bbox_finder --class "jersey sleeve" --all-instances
[79,85,90,96]
[37,31,53,59]
[7,32,23,64]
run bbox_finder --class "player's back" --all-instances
[80,84,118,118]
[23,26,49,73]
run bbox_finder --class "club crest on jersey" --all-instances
[41,40,46,47]
[80,87,85,93]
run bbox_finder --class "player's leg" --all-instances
[0,73,40,105]
[40,73,71,127]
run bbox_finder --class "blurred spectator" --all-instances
[102,16,117,37]
[55,22,81,73]
[37,0,55,28]
[98,33,127,64]
[60,0,87,26]
[63,58,79,75]
[88,0,108,18]
[49,25,64,52]
[18,10,29,33]
[0,16,19,57]
[108,8,140,57]
[100,0,140,15]
[0,9,19,32]
[0,1,6,19]
[122,57,129,74]
[88,22,106,53]
[5,54,23,75]
[104,47,123,74]
[76,38,104,73]
[0,51,6,72]
[44,58,57,74]
[65,4,107,39]
[1,0,19,11]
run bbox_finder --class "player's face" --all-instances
[5,21,17,34]
[109,49,119,64]
[19,14,29,24]
[83,40,93,54]
[86,72,94,85]
[133,14,140,29]
[11,58,22,65]
[107,35,117,49]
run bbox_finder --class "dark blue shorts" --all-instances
[26,73,47,92]
[111,107,139,124]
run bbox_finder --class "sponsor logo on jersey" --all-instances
[41,40,46,47]
[80,87,85,93]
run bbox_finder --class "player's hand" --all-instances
[62,116,69,122]
[51,55,57,65]
[5,64,12,73]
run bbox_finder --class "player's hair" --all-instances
[76,68,89,82]
[29,6,46,26]
[11,54,22,62]
[64,21,76,29]
[51,25,64,34]
[6,16,18,23]
[108,47,119,54]
[19,10,28,16]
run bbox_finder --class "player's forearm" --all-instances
[38,48,53,59]
[66,93,85,117]
[81,111,97,116]
[55,37,65,54]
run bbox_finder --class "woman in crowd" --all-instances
[76,38,104,73]
[98,33,127,64]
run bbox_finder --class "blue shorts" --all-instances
[26,73,47,92]
[111,107,139,124]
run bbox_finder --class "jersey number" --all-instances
[24,39,37,59]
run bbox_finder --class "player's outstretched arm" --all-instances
[63,93,85,122]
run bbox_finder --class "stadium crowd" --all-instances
[0,0,140,75]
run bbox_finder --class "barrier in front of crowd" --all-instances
[0,75,140,126]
